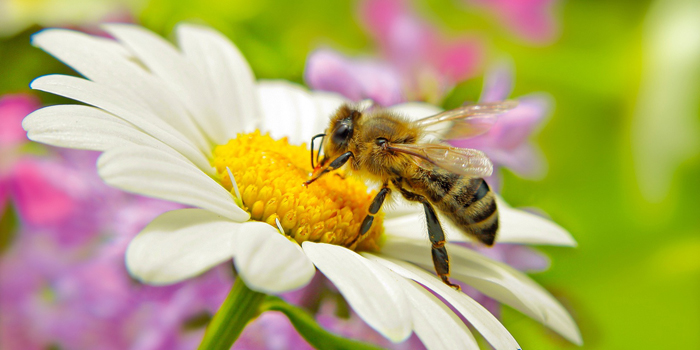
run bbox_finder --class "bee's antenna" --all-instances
[310,133,326,168]
[317,134,325,166]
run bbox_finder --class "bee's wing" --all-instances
[387,143,493,177]
[414,100,517,140]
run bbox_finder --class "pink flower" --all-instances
[0,94,79,228]
[0,94,35,148]
[305,0,483,104]
[466,0,560,44]
[6,159,77,226]
[360,0,481,83]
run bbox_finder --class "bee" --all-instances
[304,100,517,289]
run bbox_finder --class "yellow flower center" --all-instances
[212,131,383,252]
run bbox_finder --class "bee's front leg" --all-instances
[304,151,353,186]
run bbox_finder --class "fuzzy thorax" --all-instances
[212,131,383,251]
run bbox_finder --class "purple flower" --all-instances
[0,189,236,349]
[0,94,236,349]
[450,62,551,186]
[305,49,405,106]
[466,0,560,44]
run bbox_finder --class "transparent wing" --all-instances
[414,100,517,140]
[387,143,493,177]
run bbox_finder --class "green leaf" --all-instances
[260,296,385,350]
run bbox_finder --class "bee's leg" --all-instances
[395,185,461,291]
[422,200,461,291]
[347,185,390,247]
[304,151,353,186]
[361,185,390,233]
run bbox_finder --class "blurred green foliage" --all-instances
[1,0,698,349]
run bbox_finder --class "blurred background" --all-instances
[1,0,699,349]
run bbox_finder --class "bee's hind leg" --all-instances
[421,200,461,291]
[395,184,461,291]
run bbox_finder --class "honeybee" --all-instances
[304,100,517,289]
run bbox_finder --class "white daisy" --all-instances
[23,23,582,349]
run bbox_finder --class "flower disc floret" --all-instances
[213,131,384,251]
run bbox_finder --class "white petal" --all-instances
[32,28,133,60]
[125,209,238,285]
[383,202,470,244]
[177,24,261,142]
[363,253,520,350]
[388,102,443,121]
[97,146,249,221]
[103,24,222,145]
[302,90,348,142]
[383,199,474,244]
[380,236,583,345]
[302,242,412,342]
[24,105,172,153]
[388,102,446,141]
[231,222,315,294]
[383,198,424,220]
[30,74,214,175]
[31,28,211,153]
[257,80,347,145]
[403,280,479,350]
[383,214,424,239]
[496,197,577,246]
[383,196,577,246]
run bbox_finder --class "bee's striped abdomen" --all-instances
[415,169,498,246]
[447,177,498,245]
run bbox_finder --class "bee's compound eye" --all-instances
[332,123,352,145]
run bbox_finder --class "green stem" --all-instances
[198,277,266,350]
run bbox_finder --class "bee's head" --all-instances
[318,104,361,167]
